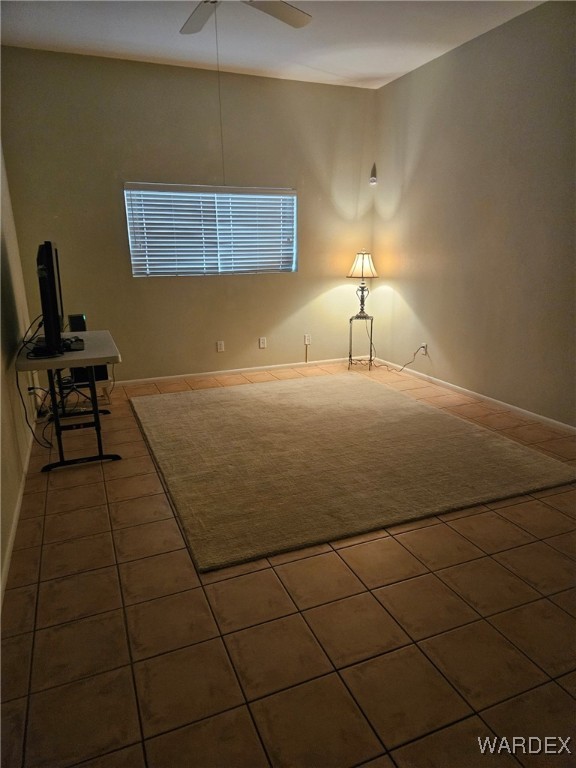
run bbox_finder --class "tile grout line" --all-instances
[126,394,275,765]
[17,456,50,768]
[5,370,575,765]
[102,457,151,768]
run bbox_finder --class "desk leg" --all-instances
[47,369,66,464]
[87,365,105,456]
[41,365,122,472]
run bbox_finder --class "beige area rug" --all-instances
[131,374,576,571]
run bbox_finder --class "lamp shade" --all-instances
[347,251,378,280]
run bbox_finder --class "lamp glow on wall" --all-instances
[347,250,378,318]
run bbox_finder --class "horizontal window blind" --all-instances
[124,183,297,276]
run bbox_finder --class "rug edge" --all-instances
[188,478,576,572]
[128,383,576,573]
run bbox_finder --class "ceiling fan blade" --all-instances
[180,1,220,34]
[243,1,312,29]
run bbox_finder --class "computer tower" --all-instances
[68,314,109,384]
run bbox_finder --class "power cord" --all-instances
[20,315,43,350]
[16,318,114,450]
[108,363,117,396]
[382,345,428,373]
[15,370,52,449]
[359,319,428,372]
[16,316,54,449]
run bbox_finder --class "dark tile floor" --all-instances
[2,364,576,767]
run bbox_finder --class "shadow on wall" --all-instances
[0,236,21,370]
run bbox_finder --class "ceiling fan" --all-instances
[180,1,312,34]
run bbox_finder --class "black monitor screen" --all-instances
[35,241,64,356]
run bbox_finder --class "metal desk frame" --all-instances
[16,330,122,472]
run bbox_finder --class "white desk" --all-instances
[16,330,122,471]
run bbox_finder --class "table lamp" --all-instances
[347,251,378,317]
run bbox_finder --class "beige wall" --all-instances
[371,1,575,425]
[1,49,376,380]
[1,1,574,425]
[1,149,34,591]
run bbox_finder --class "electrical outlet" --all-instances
[216,340,225,352]
[304,333,311,346]
[258,336,267,349]
[420,343,428,356]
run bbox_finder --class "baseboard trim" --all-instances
[117,357,575,434]
[376,359,576,435]
[117,358,348,386]
[1,433,34,606]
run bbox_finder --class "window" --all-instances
[124,183,297,276]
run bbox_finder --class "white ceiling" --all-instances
[0,0,542,89]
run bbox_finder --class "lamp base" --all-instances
[348,313,374,371]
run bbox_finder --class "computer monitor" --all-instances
[34,241,64,357]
